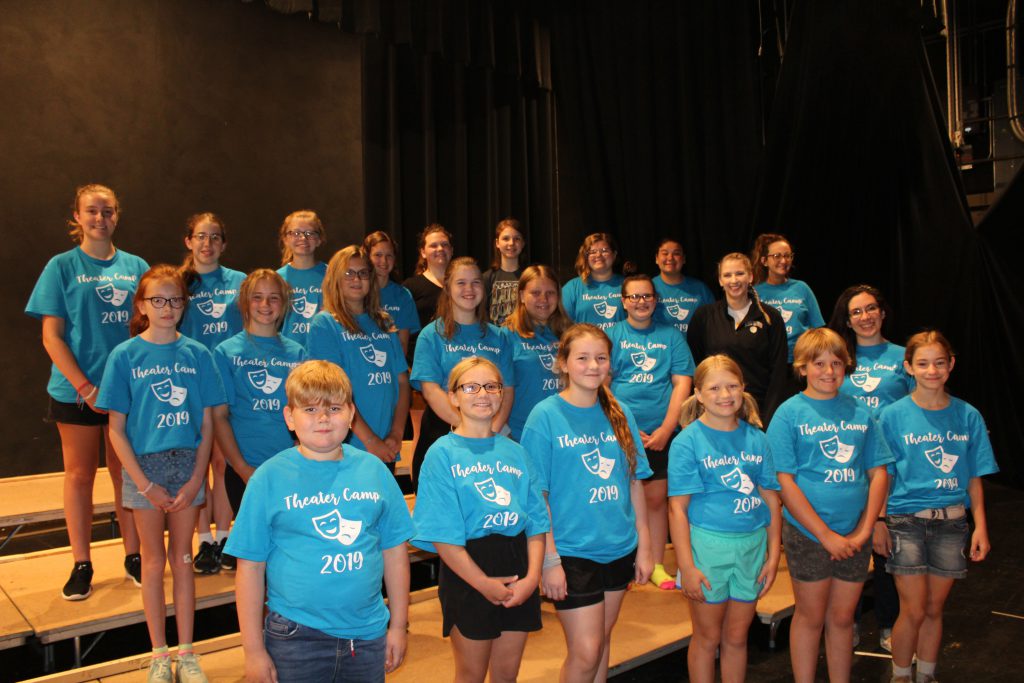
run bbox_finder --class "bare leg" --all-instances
[720,600,757,683]
[167,506,200,645]
[687,599,728,683]
[103,426,138,554]
[595,589,627,682]
[488,630,529,683]
[822,579,864,683]
[644,479,669,568]
[209,445,233,539]
[790,578,831,683]
[556,602,605,683]
[449,626,492,683]
[56,423,101,563]
[134,508,169,647]
[892,574,928,669]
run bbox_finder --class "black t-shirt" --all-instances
[402,273,443,364]
[482,267,522,326]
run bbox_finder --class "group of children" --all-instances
[25,184,998,683]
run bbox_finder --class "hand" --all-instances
[820,530,858,561]
[384,625,407,673]
[872,521,892,556]
[244,647,278,682]
[143,482,174,511]
[478,575,516,605]
[847,528,872,551]
[83,390,108,415]
[167,477,203,513]
[970,528,991,562]
[634,548,654,586]
[641,426,672,452]
[680,566,710,602]
[756,554,780,598]
[541,564,567,602]
[383,434,403,458]
[365,436,397,463]
[502,573,539,608]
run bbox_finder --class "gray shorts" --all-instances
[122,448,206,510]
[783,520,870,583]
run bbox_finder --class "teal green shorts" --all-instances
[689,525,767,604]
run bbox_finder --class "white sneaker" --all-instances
[880,627,893,653]
[175,651,208,683]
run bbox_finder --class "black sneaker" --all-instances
[124,553,142,587]
[193,541,221,575]
[62,561,94,601]
[219,539,236,571]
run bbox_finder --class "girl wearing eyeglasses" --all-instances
[561,233,626,330]
[410,256,515,490]
[276,210,328,348]
[26,184,148,601]
[177,212,245,576]
[412,357,547,683]
[97,264,225,683]
[608,274,695,590]
[308,246,410,472]
[751,233,825,363]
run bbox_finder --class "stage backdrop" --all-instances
[1,0,363,475]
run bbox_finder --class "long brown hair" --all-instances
[490,218,524,270]
[238,268,291,332]
[363,230,400,281]
[129,265,188,337]
[180,212,227,291]
[414,223,454,275]
[278,210,325,266]
[557,324,638,476]
[574,232,618,283]
[678,355,763,429]
[67,184,119,244]
[750,232,791,284]
[503,264,570,338]
[322,246,394,335]
[432,256,489,340]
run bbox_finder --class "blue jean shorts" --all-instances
[122,448,206,510]
[690,525,767,603]
[886,514,969,579]
[264,611,386,683]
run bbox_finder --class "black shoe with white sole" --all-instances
[62,561,94,601]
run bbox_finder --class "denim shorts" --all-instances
[886,514,969,579]
[689,525,767,603]
[122,448,206,510]
[264,611,386,683]
[783,520,870,583]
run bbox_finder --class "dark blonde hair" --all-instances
[557,324,638,476]
[285,359,353,407]
[792,327,852,379]
[447,356,503,393]
[67,184,119,244]
[679,355,762,429]
[238,269,291,331]
[718,252,773,325]
[503,264,570,338]
[414,223,454,275]
[750,232,792,284]
[574,233,618,283]
[129,265,188,337]
[362,230,400,281]
[490,218,524,270]
[904,330,955,365]
[434,256,489,340]
[180,212,227,291]
[322,246,394,335]
[278,210,325,265]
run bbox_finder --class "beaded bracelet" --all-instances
[140,481,155,496]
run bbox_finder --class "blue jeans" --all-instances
[886,514,968,579]
[264,611,386,683]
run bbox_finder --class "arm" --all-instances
[213,404,255,483]
[491,386,514,434]
[384,373,412,455]
[107,411,174,510]
[776,472,858,560]
[41,316,104,412]
[846,465,889,550]
[504,533,545,608]
[757,488,783,596]
[434,542,515,604]
[382,544,410,673]
[237,559,277,683]
[872,493,892,556]
[643,375,691,451]
[667,495,709,601]
[540,495,566,600]
[351,408,397,463]
[168,406,214,511]
[420,381,461,427]
[630,478,653,584]
[967,477,991,562]
[398,328,410,357]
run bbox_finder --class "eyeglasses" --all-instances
[286,229,320,240]
[145,296,186,309]
[343,269,372,281]
[767,252,795,261]
[191,232,223,243]
[587,248,612,256]
[624,293,655,302]
[849,303,880,318]
[456,382,504,394]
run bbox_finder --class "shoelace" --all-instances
[177,652,203,674]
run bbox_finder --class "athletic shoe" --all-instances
[192,541,220,575]
[61,561,93,601]
[880,627,893,653]
[219,541,236,571]
[124,553,142,587]
[175,651,208,683]
[146,654,173,683]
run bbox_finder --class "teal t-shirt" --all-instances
[652,274,715,336]
[277,262,327,347]
[410,320,515,391]
[838,341,913,412]
[179,266,245,350]
[562,274,625,330]
[754,279,824,362]
[503,325,560,440]
[379,280,421,334]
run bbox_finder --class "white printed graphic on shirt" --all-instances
[359,344,388,368]
[95,283,129,306]
[538,353,555,371]
[196,299,227,319]
[291,295,318,319]
[312,509,363,546]
[247,369,282,395]
[849,372,881,392]
[581,448,616,479]
[777,307,793,323]
[819,435,854,464]
[593,301,618,319]
[150,378,187,407]
[720,467,755,494]
[665,303,690,321]
[924,446,959,474]
[630,351,657,372]
[474,477,512,506]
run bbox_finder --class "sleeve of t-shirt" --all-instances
[25,256,67,319]
[696,280,715,308]
[765,402,798,475]
[497,328,516,386]
[522,446,552,537]
[667,430,704,496]
[306,314,340,364]
[395,286,422,334]
[390,331,409,375]
[410,324,444,389]
[410,443,465,552]
[224,466,273,561]
[624,405,653,480]
[755,430,782,490]
[862,416,895,470]
[875,404,900,478]
[197,347,227,407]
[801,282,825,328]
[213,345,236,407]
[520,411,552,493]
[96,346,131,414]
[669,329,696,377]
[376,462,416,550]
[561,279,580,322]
[966,404,999,478]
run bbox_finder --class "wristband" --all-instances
[76,380,92,394]
[876,516,887,522]
[82,385,98,402]
[543,553,561,569]
[140,481,155,495]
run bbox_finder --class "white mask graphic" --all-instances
[665,304,690,321]
[593,301,617,319]
[630,351,657,372]
[196,299,227,319]
[581,448,616,479]
[291,296,318,319]
[819,435,854,464]
[359,344,388,368]
[720,467,755,495]
[95,283,129,306]
[924,446,959,474]
[538,353,555,372]
[311,509,362,546]
[150,378,188,407]
[849,372,881,392]
[474,478,512,506]
[779,307,793,323]
[247,369,282,395]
